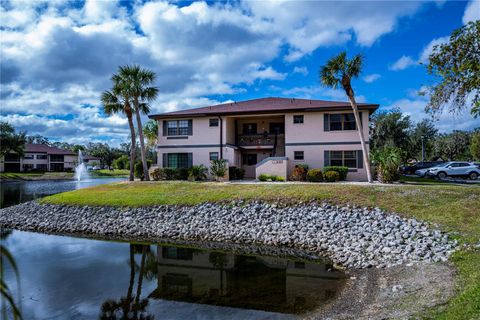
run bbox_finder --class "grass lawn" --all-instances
[0,171,74,180]
[43,181,480,318]
[89,169,129,177]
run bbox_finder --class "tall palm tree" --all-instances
[320,51,373,183]
[101,87,136,182]
[116,65,159,181]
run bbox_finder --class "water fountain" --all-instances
[74,150,90,181]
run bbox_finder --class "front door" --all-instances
[242,153,258,178]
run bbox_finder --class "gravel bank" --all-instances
[0,200,457,269]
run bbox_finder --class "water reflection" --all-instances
[0,178,125,208]
[3,231,346,319]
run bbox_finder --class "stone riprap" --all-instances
[0,200,456,269]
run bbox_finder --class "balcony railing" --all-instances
[237,134,284,147]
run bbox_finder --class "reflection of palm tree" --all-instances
[99,245,154,320]
[209,252,229,296]
[1,230,22,320]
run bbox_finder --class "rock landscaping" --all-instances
[0,200,457,269]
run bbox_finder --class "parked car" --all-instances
[425,162,480,180]
[401,161,444,175]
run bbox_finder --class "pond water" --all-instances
[1,178,346,319]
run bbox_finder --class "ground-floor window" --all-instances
[50,163,64,171]
[164,153,191,168]
[36,164,47,170]
[329,150,357,168]
[23,164,33,170]
[209,152,219,161]
[294,151,304,160]
[242,153,257,166]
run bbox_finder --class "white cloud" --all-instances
[0,1,430,145]
[293,66,309,76]
[363,73,381,83]
[463,0,480,24]
[282,86,366,102]
[419,36,449,63]
[384,89,479,132]
[390,55,416,71]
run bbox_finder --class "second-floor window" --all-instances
[36,154,47,159]
[243,123,257,135]
[50,155,64,162]
[165,120,192,136]
[209,118,219,127]
[326,113,357,131]
[293,115,304,124]
[24,154,34,159]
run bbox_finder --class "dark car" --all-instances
[400,161,444,175]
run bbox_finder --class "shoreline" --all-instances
[0,200,456,269]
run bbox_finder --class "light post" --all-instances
[421,135,425,163]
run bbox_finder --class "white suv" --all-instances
[425,162,480,180]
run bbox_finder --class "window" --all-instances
[50,163,64,171]
[269,122,285,134]
[209,152,219,161]
[330,151,357,168]
[36,154,47,160]
[328,113,357,131]
[242,123,257,135]
[166,153,190,168]
[24,154,34,159]
[293,115,304,124]
[36,164,47,170]
[162,247,193,260]
[242,153,257,166]
[165,120,192,136]
[4,154,20,161]
[50,155,64,162]
[23,164,33,170]
[294,151,304,161]
[209,118,219,127]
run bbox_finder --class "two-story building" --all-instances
[0,144,77,172]
[149,97,379,181]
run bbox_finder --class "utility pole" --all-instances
[421,135,425,163]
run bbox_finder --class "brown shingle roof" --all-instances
[149,97,379,119]
[25,144,76,155]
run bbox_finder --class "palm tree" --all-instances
[319,51,373,183]
[116,65,159,181]
[101,87,136,182]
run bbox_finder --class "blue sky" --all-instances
[1,0,479,146]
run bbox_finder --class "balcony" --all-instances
[237,134,285,147]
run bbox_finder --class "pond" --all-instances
[1,178,347,319]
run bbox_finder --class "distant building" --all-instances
[0,144,77,172]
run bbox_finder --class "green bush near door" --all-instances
[323,166,349,180]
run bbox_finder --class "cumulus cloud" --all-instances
[282,86,366,103]
[389,55,417,71]
[363,74,381,83]
[0,0,429,145]
[463,0,480,24]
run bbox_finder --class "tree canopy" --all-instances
[0,121,26,157]
[370,109,412,159]
[423,21,480,117]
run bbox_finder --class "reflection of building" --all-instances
[0,144,77,172]
[149,246,345,314]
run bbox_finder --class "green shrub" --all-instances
[371,147,404,183]
[134,161,144,180]
[258,173,271,181]
[323,166,349,180]
[306,169,323,182]
[290,166,307,181]
[177,168,189,180]
[151,168,164,181]
[210,159,228,180]
[274,176,285,182]
[324,170,340,182]
[229,167,245,180]
[188,165,208,181]
[113,155,129,170]
[296,163,309,171]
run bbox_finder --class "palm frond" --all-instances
[346,53,364,78]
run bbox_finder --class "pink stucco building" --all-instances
[149,97,379,181]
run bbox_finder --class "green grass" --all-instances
[399,175,450,185]
[42,181,480,318]
[89,169,129,177]
[0,171,73,180]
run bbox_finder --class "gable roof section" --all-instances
[25,144,76,155]
[149,97,379,119]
